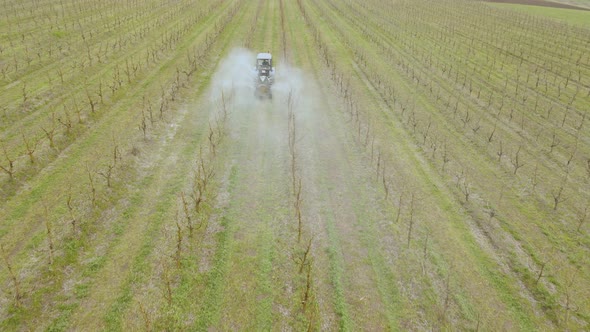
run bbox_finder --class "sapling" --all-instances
[559,267,578,329]
[112,137,121,166]
[175,214,182,268]
[535,261,546,285]
[97,162,115,188]
[497,140,504,161]
[382,169,389,201]
[460,175,471,203]
[22,131,38,164]
[577,201,589,232]
[139,109,147,139]
[376,151,381,180]
[441,141,451,173]
[295,178,303,243]
[439,267,453,326]
[288,96,297,191]
[549,130,560,153]
[86,163,97,207]
[488,123,496,143]
[511,146,525,175]
[395,190,404,224]
[42,113,57,149]
[0,141,15,179]
[302,262,314,311]
[98,80,104,104]
[144,97,155,126]
[73,99,83,124]
[552,175,568,211]
[208,122,217,157]
[531,162,540,192]
[138,301,152,331]
[86,89,96,113]
[21,82,28,107]
[0,243,22,306]
[66,187,77,233]
[180,192,193,237]
[161,262,173,305]
[44,203,55,265]
[298,236,313,274]
[564,137,578,172]
[422,229,430,275]
[407,192,416,247]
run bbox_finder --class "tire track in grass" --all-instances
[279,1,341,329]
[98,111,205,331]
[135,3,266,329]
[286,2,352,329]
[193,2,296,329]
[255,6,285,329]
[293,65,354,332]
[294,0,414,329]
[238,109,285,331]
[108,1,278,329]
[274,3,398,329]
[302,78,401,331]
[120,1,265,328]
[215,102,289,330]
[192,162,239,330]
[202,1,299,329]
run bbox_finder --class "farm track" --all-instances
[292,18,408,332]
[486,0,590,10]
[1,0,589,330]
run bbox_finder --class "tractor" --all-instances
[254,52,274,99]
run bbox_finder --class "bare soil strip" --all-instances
[486,0,590,10]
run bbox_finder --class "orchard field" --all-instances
[1,0,590,330]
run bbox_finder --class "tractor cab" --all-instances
[256,53,273,77]
[254,52,274,99]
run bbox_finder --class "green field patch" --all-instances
[323,218,352,331]
[51,30,67,38]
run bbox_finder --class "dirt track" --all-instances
[486,0,590,10]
